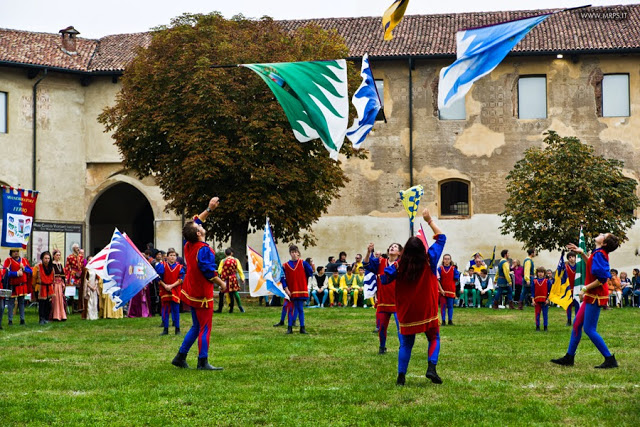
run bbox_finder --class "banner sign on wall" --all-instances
[2,186,39,249]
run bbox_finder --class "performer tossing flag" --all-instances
[346,54,382,148]
[242,60,349,159]
[438,13,551,110]
[383,0,410,41]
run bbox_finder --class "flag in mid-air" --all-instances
[242,60,349,159]
[86,228,158,310]
[549,252,573,310]
[262,218,288,299]
[573,228,587,299]
[382,0,410,41]
[363,271,377,300]
[438,13,551,110]
[346,54,381,147]
[399,184,424,226]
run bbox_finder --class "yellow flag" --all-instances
[382,0,410,41]
[548,255,573,310]
[399,184,424,225]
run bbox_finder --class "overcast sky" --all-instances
[1,0,635,38]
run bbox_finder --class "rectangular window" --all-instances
[518,76,546,119]
[439,96,466,120]
[375,79,385,121]
[602,74,630,117]
[0,92,7,133]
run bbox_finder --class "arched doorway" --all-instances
[89,183,154,254]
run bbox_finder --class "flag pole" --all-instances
[560,4,591,13]
[210,64,240,69]
[364,50,387,124]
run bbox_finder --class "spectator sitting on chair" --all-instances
[608,269,622,308]
[349,266,363,307]
[310,266,328,307]
[632,268,640,307]
[461,268,477,308]
[327,270,342,307]
[325,256,338,273]
[620,271,633,307]
[475,268,494,308]
[337,251,349,275]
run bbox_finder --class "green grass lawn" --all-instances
[1,303,638,426]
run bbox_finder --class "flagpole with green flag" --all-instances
[573,227,587,301]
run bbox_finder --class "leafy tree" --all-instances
[99,13,364,263]
[499,130,639,252]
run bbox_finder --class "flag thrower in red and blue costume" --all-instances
[86,228,158,310]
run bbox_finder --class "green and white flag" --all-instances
[242,60,348,159]
[574,228,587,299]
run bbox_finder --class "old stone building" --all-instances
[1,5,639,268]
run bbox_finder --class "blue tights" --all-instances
[440,296,454,322]
[567,302,611,357]
[398,329,440,374]
[289,298,306,327]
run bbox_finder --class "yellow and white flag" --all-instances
[382,0,410,41]
[399,184,424,226]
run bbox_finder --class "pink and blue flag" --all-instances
[86,228,158,310]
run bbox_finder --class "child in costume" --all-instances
[379,209,446,386]
[172,198,227,371]
[551,233,620,369]
[326,270,343,307]
[564,251,579,325]
[217,248,245,313]
[281,245,314,334]
[365,241,403,354]
[438,254,459,324]
[532,267,551,331]
[156,248,185,335]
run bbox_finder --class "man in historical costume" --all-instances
[172,197,227,371]
[281,245,314,335]
[492,250,515,310]
[216,247,246,313]
[156,249,185,335]
[3,249,32,325]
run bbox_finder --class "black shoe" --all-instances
[566,320,572,326]
[448,320,453,326]
[197,357,223,371]
[229,309,233,313]
[175,328,180,335]
[8,321,12,326]
[396,373,406,386]
[214,309,222,314]
[160,328,169,335]
[378,347,387,355]
[299,326,308,334]
[426,362,443,384]
[239,306,245,313]
[544,326,548,332]
[171,352,189,369]
[551,353,574,366]
[273,321,285,327]
[286,326,293,334]
[594,354,618,369]
[536,326,540,331]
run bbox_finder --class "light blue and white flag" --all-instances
[438,14,551,109]
[262,217,288,299]
[346,54,381,148]
[363,272,378,300]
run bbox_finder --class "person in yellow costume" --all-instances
[327,271,344,307]
[350,266,365,307]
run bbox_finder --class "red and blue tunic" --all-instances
[157,261,184,304]
[283,259,310,299]
[181,241,217,308]
[565,263,576,290]
[533,278,551,303]
[375,258,397,313]
[438,265,459,298]
[3,257,32,297]
[584,248,611,306]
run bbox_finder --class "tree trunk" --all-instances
[230,220,249,278]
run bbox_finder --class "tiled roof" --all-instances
[0,5,638,74]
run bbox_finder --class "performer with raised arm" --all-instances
[172,197,227,371]
[379,209,446,385]
[365,241,403,355]
[551,233,619,369]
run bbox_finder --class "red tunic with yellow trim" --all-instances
[533,278,551,303]
[159,261,183,304]
[584,248,610,306]
[4,257,31,297]
[283,259,309,299]
[181,241,215,308]
[37,262,55,299]
[395,265,440,334]
[438,265,458,298]
[376,258,397,313]
[220,257,241,293]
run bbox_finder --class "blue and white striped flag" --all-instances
[262,217,288,299]
[363,272,377,300]
[438,14,551,109]
[346,54,381,148]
